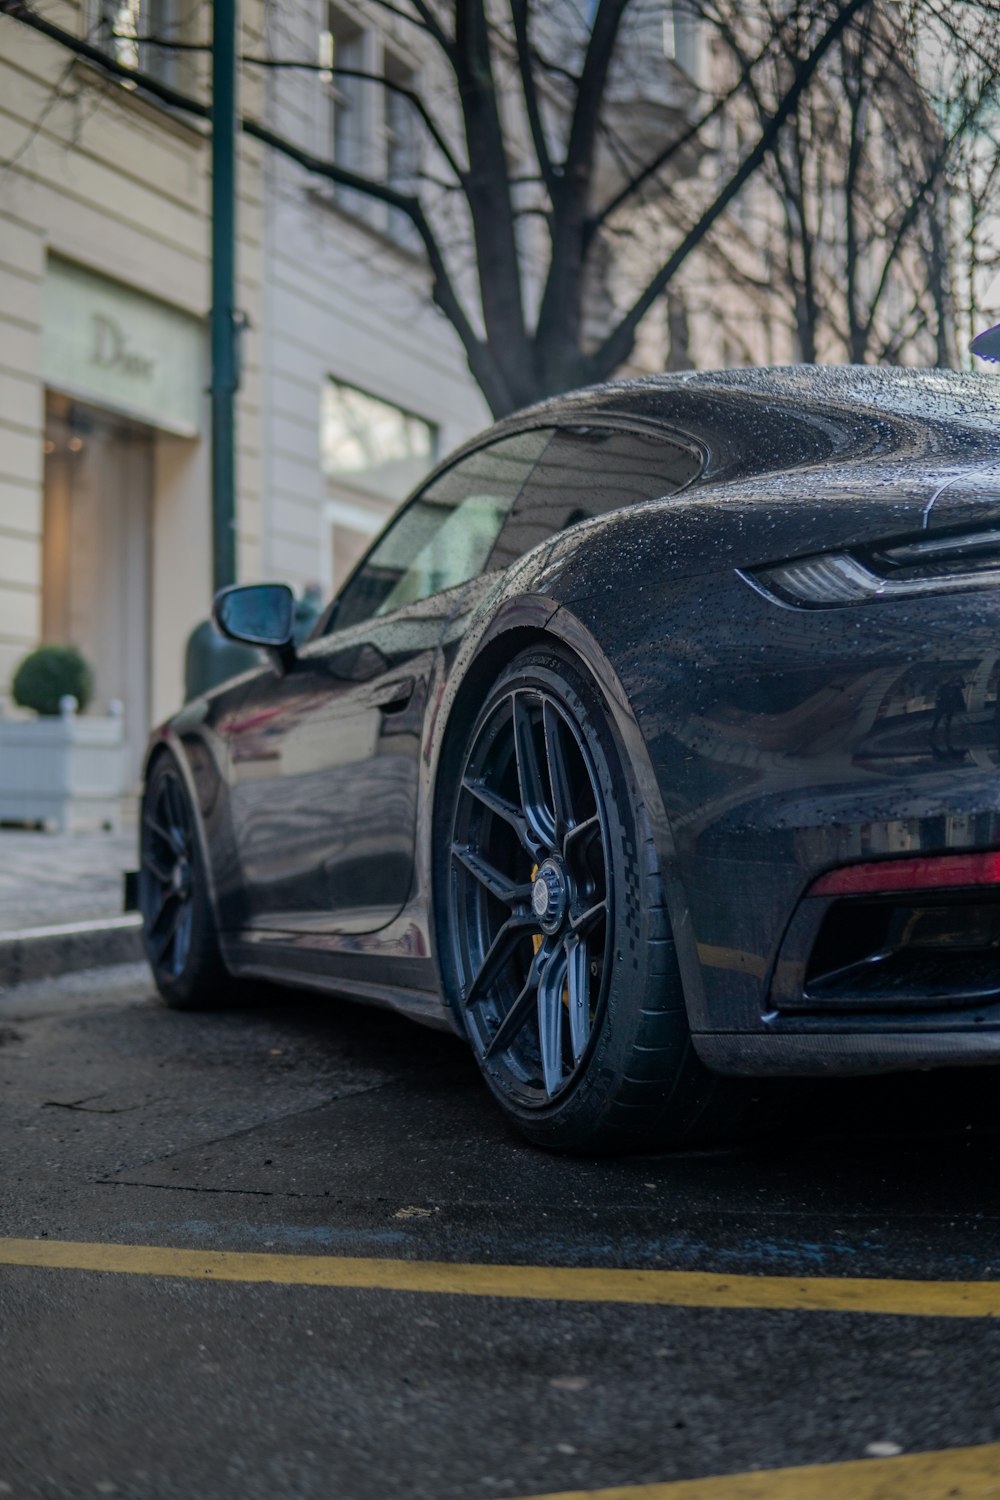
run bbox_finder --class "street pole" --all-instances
[210,0,238,594]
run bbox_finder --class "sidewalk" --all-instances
[0,823,137,932]
[0,820,143,985]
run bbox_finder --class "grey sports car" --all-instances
[140,366,1000,1152]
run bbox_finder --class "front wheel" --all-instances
[139,754,235,1009]
[439,645,745,1153]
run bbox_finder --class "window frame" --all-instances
[86,0,196,94]
[316,9,425,246]
[382,44,422,248]
[483,414,706,573]
[321,4,369,184]
[313,426,555,639]
[311,413,706,643]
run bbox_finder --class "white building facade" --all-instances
[259,0,489,602]
[0,0,266,780]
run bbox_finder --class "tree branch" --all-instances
[0,0,513,412]
[533,0,629,380]
[587,27,777,236]
[112,41,469,183]
[452,0,532,400]
[0,0,211,116]
[312,64,466,186]
[510,0,556,195]
[586,0,875,379]
[365,0,455,64]
[243,117,501,396]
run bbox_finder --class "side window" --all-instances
[489,425,703,569]
[331,429,552,631]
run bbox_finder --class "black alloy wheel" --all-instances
[450,683,611,1107]
[442,645,745,1152]
[140,755,233,1008]
[140,766,196,980]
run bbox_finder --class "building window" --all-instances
[320,4,367,213]
[383,49,420,248]
[320,380,438,600]
[318,9,425,246]
[323,497,384,597]
[663,0,700,83]
[321,378,438,504]
[90,0,190,89]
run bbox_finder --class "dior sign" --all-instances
[44,257,203,436]
[91,313,157,381]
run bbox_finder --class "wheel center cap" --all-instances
[532,860,567,933]
[172,860,191,898]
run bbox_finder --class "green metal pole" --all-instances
[210,0,238,593]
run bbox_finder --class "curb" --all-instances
[0,915,143,988]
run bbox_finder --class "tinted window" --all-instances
[490,425,703,569]
[332,429,551,631]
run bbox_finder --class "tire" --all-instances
[438,644,746,1153]
[139,753,236,1010]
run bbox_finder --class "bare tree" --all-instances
[690,0,999,368]
[4,0,998,408]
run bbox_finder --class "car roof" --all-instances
[479,365,1000,482]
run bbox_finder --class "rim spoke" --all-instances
[484,960,540,1058]
[513,693,555,848]
[147,885,175,929]
[164,778,190,854]
[151,896,183,962]
[465,913,537,1007]
[461,776,534,856]
[543,701,575,845]
[143,846,173,885]
[453,681,612,1109]
[162,778,179,831]
[565,936,591,1065]
[452,845,531,908]
[564,813,600,859]
[570,899,607,936]
[172,902,194,976]
[145,813,178,853]
[537,947,568,1097]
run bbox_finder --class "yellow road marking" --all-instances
[695,944,768,979]
[2,1237,1000,1318]
[503,1442,1000,1499]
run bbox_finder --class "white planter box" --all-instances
[0,699,128,832]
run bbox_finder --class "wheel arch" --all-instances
[140,728,225,928]
[429,597,706,1031]
[435,599,675,861]
[432,621,554,841]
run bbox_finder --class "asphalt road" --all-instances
[3,964,1000,1500]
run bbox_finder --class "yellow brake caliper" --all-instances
[531,863,570,1005]
[531,864,542,956]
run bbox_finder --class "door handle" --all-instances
[373,676,415,714]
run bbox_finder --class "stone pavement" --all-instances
[0,818,137,933]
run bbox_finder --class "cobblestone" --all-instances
[0,816,137,933]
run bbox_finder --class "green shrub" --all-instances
[11,644,94,716]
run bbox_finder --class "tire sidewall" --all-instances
[437,644,685,1148]
[140,754,223,1007]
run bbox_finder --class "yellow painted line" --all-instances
[695,944,768,980]
[503,1442,1000,1499]
[2,1237,1000,1318]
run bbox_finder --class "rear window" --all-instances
[490,425,703,568]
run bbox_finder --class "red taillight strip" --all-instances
[810,849,1000,897]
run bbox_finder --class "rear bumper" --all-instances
[694,1029,1000,1077]
[616,574,1000,1048]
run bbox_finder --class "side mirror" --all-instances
[212,583,296,672]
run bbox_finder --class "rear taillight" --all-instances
[744,525,1000,608]
[810,849,1000,897]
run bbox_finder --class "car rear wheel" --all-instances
[441,645,745,1153]
[140,754,235,1010]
